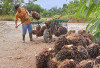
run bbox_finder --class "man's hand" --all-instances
[29,14,32,17]
[26,10,32,17]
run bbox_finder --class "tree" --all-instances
[24,3,44,13]
[0,0,24,15]
[78,0,100,42]
[28,0,37,3]
[61,0,81,15]
[62,4,68,15]
[67,1,80,15]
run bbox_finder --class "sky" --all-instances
[24,0,73,10]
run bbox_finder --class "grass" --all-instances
[40,14,89,23]
[0,15,15,21]
[0,14,96,23]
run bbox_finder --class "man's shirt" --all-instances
[15,8,31,25]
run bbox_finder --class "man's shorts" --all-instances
[22,24,32,35]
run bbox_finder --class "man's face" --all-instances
[17,7,21,13]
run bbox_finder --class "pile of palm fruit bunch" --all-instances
[35,29,100,68]
[32,24,47,37]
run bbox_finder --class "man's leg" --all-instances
[22,24,27,42]
[28,24,33,41]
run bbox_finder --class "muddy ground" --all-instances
[0,21,88,68]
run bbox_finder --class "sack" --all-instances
[32,11,40,20]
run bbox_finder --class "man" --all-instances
[15,4,33,42]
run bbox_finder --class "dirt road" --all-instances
[0,21,88,68]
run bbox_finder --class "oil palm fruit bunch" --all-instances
[32,24,41,36]
[36,26,47,37]
[48,57,59,68]
[32,11,40,20]
[54,36,67,53]
[66,30,76,36]
[55,49,73,61]
[66,33,89,47]
[58,59,76,68]
[86,43,100,58]
[54,31,61,37]
[54,26,67,37]
[77,60,94,68]
[95,56,100,65]
[78,29,93,41]
[78,29,86,35]
[36,48,53,68]
[32,30,38,35]
[32,25,46,37]
[72,46,89,62]
[59,45,88,62]
[78,29,93,44]
[57,27,67,36]
[36,24,41,31]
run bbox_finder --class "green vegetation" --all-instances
[0,0,96,22]
[78,0,100,42]
[0,15,15,21]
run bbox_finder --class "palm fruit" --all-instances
[36,53,48,68]
[54,36,67,53]
[66,30,76,36]
[86,43,100,58]
[78,29,93,44]
[86,38,92,45]
[32,26,46,37]
[78,29,93,40]
[60,45,88,62]
[93,65,99,68]
[95,56,100,65]
[72,46,89,62]
[61,45,78,54]
[48,57,59,68]
[58,59,76,68]
[36,26,47,37]
[57,27,67,35]
[36,48,53,68]
[87,33,93,41]
[66,33,88,47]
[54,31,61,37]
[61,45,74,50]
[32,30,38,35]
[55,49,73,61]
[96,41,100,45]
[54,26,67,37]
[36,24,41,31]
[78,29,86,35]
[45,22,50,29]
[32,11,40,20]
[77,60,94,68]
[84,34,93,45]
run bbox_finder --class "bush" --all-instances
[0,15,15,21]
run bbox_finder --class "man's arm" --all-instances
[25,9,32,17]
[15,20,18,28]
[15,14,18,28]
